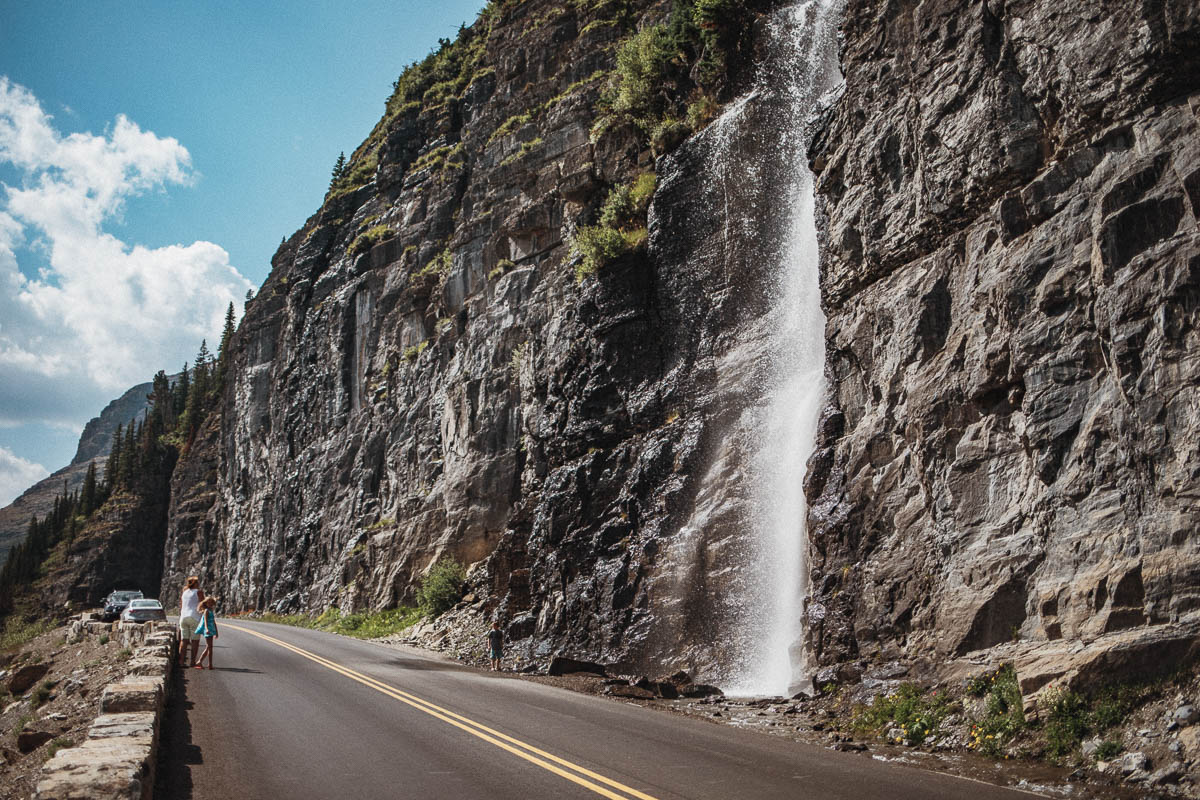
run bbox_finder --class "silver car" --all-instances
[120,598,167,623]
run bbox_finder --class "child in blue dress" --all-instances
[194,596,218,669]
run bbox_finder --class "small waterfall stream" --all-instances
[728,0,845,697]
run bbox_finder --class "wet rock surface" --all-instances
[160,0,811,683]
[146,0,1200,742]
[805,0,1200,683]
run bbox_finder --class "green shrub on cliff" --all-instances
[592,0,756,147]
[610,25,673,124]
[417,559,466,618]
[571,224,628,280]
[349,225,394,255]
[419,247,452,278]
[402,340,429,362]
[570,172,655,280]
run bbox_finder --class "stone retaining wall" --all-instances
[34,617,178,800]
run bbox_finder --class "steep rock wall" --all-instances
[807,0,1200,686]
[162,0,807,679]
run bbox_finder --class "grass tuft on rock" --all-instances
[0,616,55,652]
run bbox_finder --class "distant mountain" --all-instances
[0,380,154,566]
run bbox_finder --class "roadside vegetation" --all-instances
[851,683,957,746]
[840,661,1186,771]
[257,607,424,640]
[0,616,56,652]
[965,664,1026,756]
[255,558,467,639]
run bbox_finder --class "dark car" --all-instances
[102,590,144,621]
[120,598,166,624]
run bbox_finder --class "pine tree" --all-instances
[151,370,173,434]
[220,303,235,357]
[215,303,236,395]
[80,461,98,515]
[194,340,211,388]
[330,151,347,189]
[183,341,212,441]
[174,363,190,420]
[118,419,136,487]
[106,423,123,489]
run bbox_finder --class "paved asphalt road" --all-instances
[156,620,1038,800]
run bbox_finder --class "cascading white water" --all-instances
[726,0,845,697]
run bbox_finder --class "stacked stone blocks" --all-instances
[35,619,178,800]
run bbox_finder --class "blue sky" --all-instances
[0,0,486,504]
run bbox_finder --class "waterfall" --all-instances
[727,0,845,697]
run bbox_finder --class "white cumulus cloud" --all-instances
[0,76,252,434]
[0,445,49,507]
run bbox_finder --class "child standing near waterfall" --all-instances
[194,596,218,669]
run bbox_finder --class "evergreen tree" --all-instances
[194,340,211,387]
[106,423,123,489]
[330,151,347,189]
[118,419,136,488]
[151,370,173,434]
[219,303,235,358]
[215,303,236,395]
[137,417,151,467]
[182,340,212,439]
[80,461,98,515]
[174,363,190,419]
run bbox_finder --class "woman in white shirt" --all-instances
[179,576,205,667]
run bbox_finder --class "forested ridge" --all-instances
[0,304,238,621]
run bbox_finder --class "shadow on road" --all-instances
[384,654,477,673]
[156,667,197,800]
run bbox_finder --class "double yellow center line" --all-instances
[226,624,660,800]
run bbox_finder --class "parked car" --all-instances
[120,598,166,624]
[102,590,144,621]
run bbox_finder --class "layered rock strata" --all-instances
[806,0,1200,686]
[162,0,801,680]
[160,0,1200,691]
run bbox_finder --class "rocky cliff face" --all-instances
[806,0,1200,688]
[161,0,806,680]
[161,0,1200,691]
